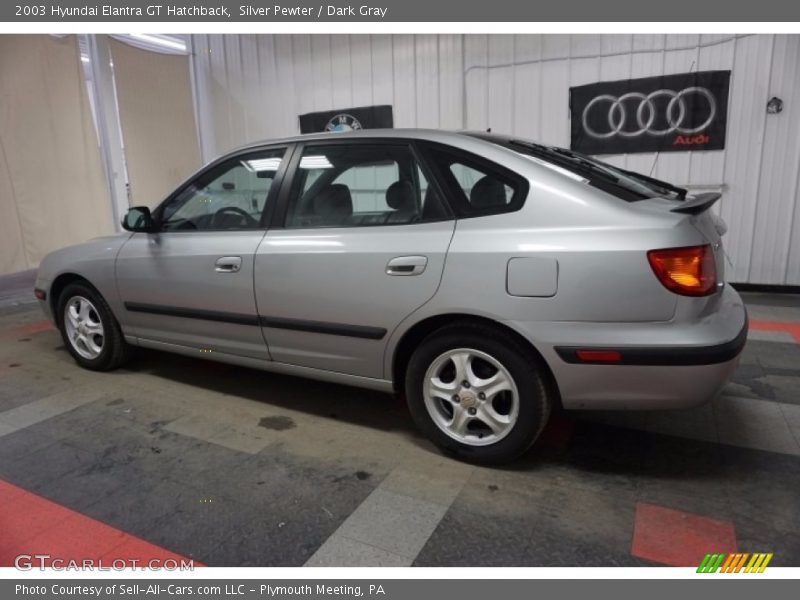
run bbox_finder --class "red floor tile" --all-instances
[1,319,54,339]
[631,502,737,566]
[0,479,202,568]
[100,538,195,568]
[750,319,800,343]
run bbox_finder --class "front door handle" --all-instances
[386,255,428,276]
[215,256,242,273]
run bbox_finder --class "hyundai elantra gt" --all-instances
[34,129,747,463]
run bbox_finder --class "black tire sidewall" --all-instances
[405,326,551,464]
[57,283,121,371]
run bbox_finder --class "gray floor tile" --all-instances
[379,458,473,506]
[643,402,719,443]
[207,426,272,454]
[305,534,411,567]
[758,374,800,405]
[713,395,800,455]
[747,329,796,343]
[0,384,109,432]
[778,402,800,447]
[334,489,447,559]
[164,414,231,441]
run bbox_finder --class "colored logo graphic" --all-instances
[697,553,773,573]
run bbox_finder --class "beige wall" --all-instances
[110,38,201,208]
[0,35,112,275]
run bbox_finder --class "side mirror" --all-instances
[122,206,157,233]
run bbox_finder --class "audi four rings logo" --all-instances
[570,71,730,154]
[582,86,717,139]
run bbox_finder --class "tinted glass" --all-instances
[285,144,449,228]
[159,148,286,231]
[422,144,527,217]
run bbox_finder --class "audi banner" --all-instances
[569,70,731,155]
[299,105,394,134]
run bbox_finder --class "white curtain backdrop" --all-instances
[109,37,201,208]
[0,35,112,275]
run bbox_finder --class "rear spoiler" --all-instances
[671,192,721,215]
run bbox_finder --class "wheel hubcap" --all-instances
[64,296,104,360]
[423,348,519,446]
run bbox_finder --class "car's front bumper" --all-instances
[511,284,748,410]
[33,274,53,322]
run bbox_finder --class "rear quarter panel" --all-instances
[383,157,711,378]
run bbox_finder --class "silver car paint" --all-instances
[254,220,455,377]
[35,129,746,409]
[116,230,270,359]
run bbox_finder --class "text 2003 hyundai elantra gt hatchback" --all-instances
[34,129,747,463]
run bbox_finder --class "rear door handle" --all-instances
[215,256,242,273]
[386,255,428,276]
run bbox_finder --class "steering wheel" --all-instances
[211,206,259,229]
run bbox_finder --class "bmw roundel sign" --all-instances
[324,113,364,132]
[299,105,393,134]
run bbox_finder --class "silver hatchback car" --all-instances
[35,129,747,463]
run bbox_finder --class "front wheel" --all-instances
[57,282,131,371]
[405,323,552,464]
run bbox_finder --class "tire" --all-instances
[405,322,552,464]
[56,281,131,371]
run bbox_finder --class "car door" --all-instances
[116,146,291,359]
[254,140,456,379]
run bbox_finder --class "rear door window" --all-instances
[420,143,528,218]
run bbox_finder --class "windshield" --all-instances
[466,133,687,203]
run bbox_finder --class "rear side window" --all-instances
[421,143,528,218]
[284,144,450,228]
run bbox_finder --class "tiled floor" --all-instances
[1,274,799,567]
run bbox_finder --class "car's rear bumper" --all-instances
[511,284,748,410]
[553,319,747,366]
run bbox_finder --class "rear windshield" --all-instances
[466,133,687,203]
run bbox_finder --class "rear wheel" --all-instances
[57,282,131,371]
[405,323,552,464]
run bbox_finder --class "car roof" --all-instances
[232,128,482,152]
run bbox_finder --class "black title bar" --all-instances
[4,0,800,22]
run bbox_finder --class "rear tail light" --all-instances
[647,244,716,296]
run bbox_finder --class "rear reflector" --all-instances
[575,350,622,363]
[33,288,46,301]
[647,244,716,296]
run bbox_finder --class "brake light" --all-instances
[647,244,716,296]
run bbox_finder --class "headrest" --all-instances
[470,176,508,209]
[313,184,353,222]
[386,180,416,211]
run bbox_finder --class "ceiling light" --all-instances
[300,155,333,169]
[129,33,187,52]
[242,158,282,172]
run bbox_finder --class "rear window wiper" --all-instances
[617,168,688,200]
[510,140,621,185]
[548,146,688,200]
[549,147,622,183]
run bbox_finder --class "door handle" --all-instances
[215,256,242,273]
[386,255,428,276]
